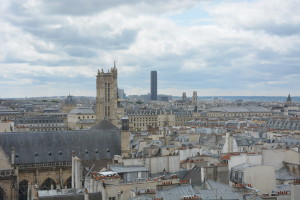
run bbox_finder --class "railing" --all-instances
[0,169,14,177]
[17,161,72,169]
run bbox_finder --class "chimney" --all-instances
[121,116,129,131]
[84,188,89,200]
[11,147,15,165]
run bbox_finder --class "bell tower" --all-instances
[192,91,198,104]
[96,62,118,125]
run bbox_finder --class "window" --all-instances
[105,82,111,102]
[40,178,56,190]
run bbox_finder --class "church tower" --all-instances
[286,94,292,107]
[182,92,187,101]
[192,91,198,104]
[96,62,118,126]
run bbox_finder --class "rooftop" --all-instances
[69,107,95,114]
[210,105,271,113]
[0,127,120,164]
[110,165,149,173]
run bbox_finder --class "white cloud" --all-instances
[1,0,300,97]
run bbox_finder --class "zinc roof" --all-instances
[210,106,270,113]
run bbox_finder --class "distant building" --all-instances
[0,110,24,121]
[14,117,66,132]
[192,91,197,104]
[140,93,150,101]
[126,109,193,130]
[118,88,125,100]
[207,105,272,118]
[230,164,276,194]
[67,107,96,130]
[150,71,157,101]
[182,92,187,101]
[0,120,121,200]
[160,95,169,102]
[0,121,14,132]
[286,94,292,107]
[62,94,77,113]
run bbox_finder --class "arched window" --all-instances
[19,180,29,200]
[40,178,56,190]
[63,177,72,189]
[0,187,6,200]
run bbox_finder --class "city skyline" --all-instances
[1,0,300,98]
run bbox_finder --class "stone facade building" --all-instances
[96,64,119,126]
[61,95,77,114]
[67,107,96,130]
[0,120,121,200]
[127,109,193,130]
[14,117,66,132]
[207,105,272,118]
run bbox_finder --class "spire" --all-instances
[287,93,292,101]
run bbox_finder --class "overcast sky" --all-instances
[1,0,300,98]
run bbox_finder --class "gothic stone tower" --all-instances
[286,94,292,107]
[96,63,118,126]
[192,91,198,104]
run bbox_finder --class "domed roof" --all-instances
[64,95,77,105]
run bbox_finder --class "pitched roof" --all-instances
[39,190,101,200]
[156,185,196,200]
[197,180,243,200]
[110,165,149,173]
[210,105,270,113]
[64,95,77,105]
[69,107,95,114]
[90,120,118,130]
[275,167,300,180]
[0,128,120,165]
[181,167,202,186]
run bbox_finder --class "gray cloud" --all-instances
[1,0,300,97]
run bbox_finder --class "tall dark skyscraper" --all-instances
[150,71,157,100]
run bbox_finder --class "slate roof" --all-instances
[210,106,270,113]
[110,165,149,173]
[76,119,95,124]
[0,127,120,164]
[90,120,118,130]
[39,191,101,200]
[69,107,95,114]
[196,180,243,200]
[181,166,202,186]
[156,185,196,200]
[266,120,300,130]
[275,167,300,180]
[235,137,259,146]
[280,138,300,145]
[272,184,291,193]
[64,95,77,105]
[129,195,152,200]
